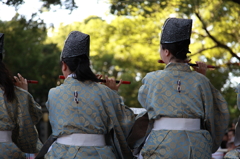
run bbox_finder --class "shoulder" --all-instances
[97,83,118,95]
[92,83,122,100]
[48,85,64,97]
[48,78,76,94]
[191,71,211,84]
[142,70,163,81]
[146,70,163,77]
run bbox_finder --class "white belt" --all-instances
[0,131,12,142]
[153,117,200,131]
[57,133,106,146]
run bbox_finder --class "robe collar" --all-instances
[164,62,192,72]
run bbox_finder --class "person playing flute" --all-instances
[128,18,229,159]
[0,33,42,158]
[44,31,135,159]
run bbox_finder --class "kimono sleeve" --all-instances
[45,88,55,110]
[138,73,152,109]
[234,84,240,146]
[12,87,43,153]
[107,89,135,137]
[104,88,135,159]
[237,83,240,110]
[203,83,229,153]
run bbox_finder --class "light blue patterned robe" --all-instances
[136,63,229,159]
[45,77,135,159]
[224,146,240,159]
[236,83,240,112]
[0,86,42,159]
[224,83,240,159]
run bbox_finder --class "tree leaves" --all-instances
[0,14,61,105]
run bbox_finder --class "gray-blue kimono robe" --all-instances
[237,83,240,109]
[224,146,240,159]
[0,86,42,159]
[224,83,240,159]
[45,77,135,159]
[136,63,229,159]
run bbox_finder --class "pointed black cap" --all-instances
[60,31,90,60]
[160,18,192,44]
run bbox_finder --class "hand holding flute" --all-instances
[192,61,207,76]
[104,75,122,91]
[14,73,28,91]
[14,73,39,91]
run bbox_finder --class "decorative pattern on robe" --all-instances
[0,86,42,159]
[224,146,240,159]
[136,63,229,159]
[237,83,240,110]
[45,77,135,159]
[224,83,240,158]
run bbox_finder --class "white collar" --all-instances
[67,74,76,78]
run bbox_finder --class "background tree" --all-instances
[1,0,239,123]
[0,0,77,12]
[108,0,240,122]
[0,14,61,106]
[47,14,165,108]
[109,0,240,16]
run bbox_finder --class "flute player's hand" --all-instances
[96,74,103,84]
[104,75,122,91]
[14,73,28,91]
[193,61,207,76]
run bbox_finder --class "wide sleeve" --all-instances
[103,88,135,159]
[45,88,55,110]
[237,83,240,110]
[107,89,135,138]
[11,87,43,153]
[203,83,229,153]
[138,73,152,109]
[233,84,240,147]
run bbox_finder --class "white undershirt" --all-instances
[67,74,76,78]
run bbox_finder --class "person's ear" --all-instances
[165,49,171,57]
[62,61,67,71]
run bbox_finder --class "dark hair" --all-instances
[62,55,98,82]
[161,39,190,60]
[0,60,16,102]
[228,129,235,135]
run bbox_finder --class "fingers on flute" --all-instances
[197,61,207,69]
[105,75,109,83]
[116,79,122,88]
[185,59,192,63]
[17,73,23,79]
[195,61,207,76]
[14,76,19,83]
[17,73,27,84]
[96,74,103,79]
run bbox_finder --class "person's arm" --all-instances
[12,84,43,153]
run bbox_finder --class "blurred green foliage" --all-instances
[0,14,61,106]
[0,0,239,123]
